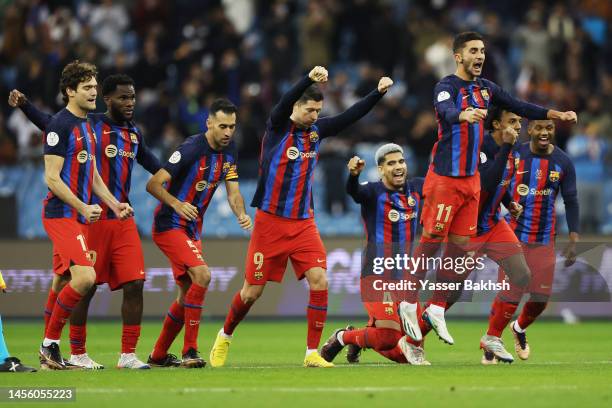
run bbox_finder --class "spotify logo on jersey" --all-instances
[195,181,208,191]
[388,209,400,222]
[105,144,118,158]
[286,146,300,160]
[517,183,529,196]
[77,150,89,164]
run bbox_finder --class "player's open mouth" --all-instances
[124,110,133,116]
[392,172,405,182]
[473,62,483,71]
[538,135,550,145]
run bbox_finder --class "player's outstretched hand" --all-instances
[548,110,578,124]
[562,241,577,267]
[308,66,328,83]
[461,107,488,124]
[508,201,523,219]
[115,202,134,220]
[501,126,518,145]
[8,89,27,108]
[377,77,393,93]
[237,213,253,231]
[173,201,198,221]
[347,156,365,176]
[81,204,103,223]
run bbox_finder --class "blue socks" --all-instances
[0,315,10,362]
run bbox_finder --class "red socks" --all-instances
[342,327,402,351]
[182,284,207,354]
[223,291,252,335]
[306,290,328,349]
[486,297,519,337]
[122,325,141,354]
[43,289,58,333]
[151,301,185,360]
[69,325,86,355]
[377,345,408,363]
[45,285,83,340]
[517,301,548,330]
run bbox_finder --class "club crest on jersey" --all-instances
[434,222,445,232]
[105,144,118,158]
[309,131,319,143]
[481,89,489,100]
[388,209,400,222]
[517,183,529,196]
[515,157,520,169]
[407,196,416,207]
[195,181,208,191]
[385,306,394,316]
[536,169,543,179]
[549,171,560,182]
[77,150,92,164]
[254,271,263,280]
[130,133,139,144]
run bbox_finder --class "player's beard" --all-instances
[110,104,131,123]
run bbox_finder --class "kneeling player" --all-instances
[320,145,430,365]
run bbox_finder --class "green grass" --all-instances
[2,320,611,407]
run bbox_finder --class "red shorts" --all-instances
[468,220,523,262]
[365,302,401,327]
[153,229,207,285]
[42,218,93,275]
[421,169,480,237]
[87,218,145,291]
[245,210,327,285]
[500,242,556,296]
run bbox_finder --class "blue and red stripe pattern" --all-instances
[153,134,239,240]
[507,143,579,244]
[431,75,548,178]
[43,109,96,224]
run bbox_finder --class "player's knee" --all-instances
[69,266,96,292]
[122,279,144,297]
[52,274,70,292]
[241,285,263,304]
[306,270,328,290]
[503,257,531,288]
[190,266,211,287]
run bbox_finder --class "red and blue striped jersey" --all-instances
[431,75,548,177]
[507,143,579,244]
[42,109,96,224]
[21,103,161,220]
[477,133,516,235]
[153,134,239,240]
[251,76,384,219]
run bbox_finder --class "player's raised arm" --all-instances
[317,77,392,137]
[480,127,517,192]
[146,168,197,222]
[91,162,133,220]
[559,157,580,266]
[8,89,53,130]
[346,156,369,203]
[269,66,327,127]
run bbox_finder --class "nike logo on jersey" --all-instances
[200,166,209,171]
[103,130,115,135]
[469,225,476,231]
[317,258,325,263]
[516,170,529,174]
[77,136,85,141]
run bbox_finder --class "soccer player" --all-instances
[146,98,251,368]
[408,31,577,345]
[483,118,579,362]
[209,66,393,368]
[9,74,161,369]
[37,61,133,370]
[320,144,430,365]
[0,271,37,372]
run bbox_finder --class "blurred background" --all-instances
[0,0,610,317]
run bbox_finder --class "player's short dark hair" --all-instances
[102,74,135,96]
[453,31,484,53]
[59,60,98,103]
[485,105,504,131]
[297,84,324,105]
[209,98,237,117]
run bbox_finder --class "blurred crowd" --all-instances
[0,0,610,232]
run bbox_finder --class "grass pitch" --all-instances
[2,319,611,407]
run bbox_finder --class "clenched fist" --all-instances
[8,89,27,108]
[308,66,328,83]
[377,77,393,93]
[347,156,365,176]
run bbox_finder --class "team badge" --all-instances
[254,271,263,281]
[388,209,400,223]
[385,306,394,316]
[514,157,520,169]
[536,169,543,179]
[407,196,416,207]
[105,144,118,158]
[130,133,139,144]
[169,151,181,164]
[517,183,529,196]
[309,131,319,143]
[434,222,445,232]
[481,89,489,100]
[549,171,560,182]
